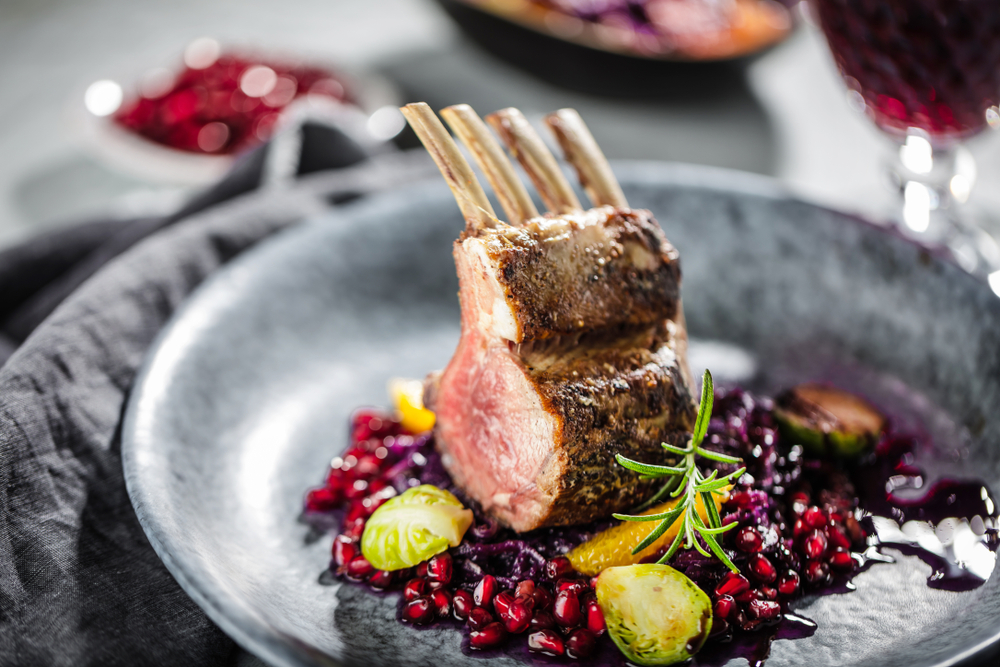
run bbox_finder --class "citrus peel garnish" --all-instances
[567,488,730,577]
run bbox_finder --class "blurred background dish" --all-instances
[71,38,402,185]
[434,0,794,96]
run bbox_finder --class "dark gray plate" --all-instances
[122,162,1000,667]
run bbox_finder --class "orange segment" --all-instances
[567,489,729,576]
[388,378,436,434]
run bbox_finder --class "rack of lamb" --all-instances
[401,103,696,533]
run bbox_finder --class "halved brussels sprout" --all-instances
[775,383,886,458]
[361,484,473,571]
[596,564,712,666]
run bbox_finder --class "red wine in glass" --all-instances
[813,0,1000,145]
[811,0,1000,276]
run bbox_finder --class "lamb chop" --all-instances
[400,103,696,533]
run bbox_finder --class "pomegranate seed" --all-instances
[585,598,606,636]
[426,552,452,584]
[514,593,535,613]
[760,586,778,600]
[732,608,748,629]
[735,588,759,603]
[426,579,445,591]
[345,556,373,580]
[344,518,365,541]
[528,629,565,656]
[430,589,452,617]
[790,491,811,505]
[474,575,497,608]
[403,577,428,601]
[714,571,750,597]
[714,594,735,619]
[469,622,506,650]
[792,518,808,538]
[416,562,428,577]
[735,527,764,553]
[565,628,597,659]
[368,569,393,589]
[515,580,535,599]
[402,597,434,624]
[467,607,493,630]
[805,560,830,585]
[803,530,828,560]
[830,549,855,572]
[750,554,777,583]
[332,537,357,567]
[493,591,514,617]
[728,491,753,508]
[556,578,587,594]
[530,610,557,630]
[777,570,800,596]
[828,525,852,551]
[741,618,764,632]
[747,599,781,621]
[546,556,574,580]
[305,487,340,512]
[532,586,553,610]
[553,590,582,627]
[501,599,532,634]
[453,589,474,619]
[803,506,827,530]
[344,479,369,500]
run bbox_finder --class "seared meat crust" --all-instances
[484,207,680,342]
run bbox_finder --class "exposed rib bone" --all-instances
[441,104,539,226]
[486,108,582,215]
[544,109,628,209]
[400,103,498,231]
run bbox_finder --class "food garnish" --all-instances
[774,383,886,458]
[388,378,436,434]
[360,485,473,571]
[595,564,712,666]
[567,492,725,576]
[614,370,746,572]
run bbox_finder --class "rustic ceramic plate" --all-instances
[123,162,1000,667]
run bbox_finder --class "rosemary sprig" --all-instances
[612,369,746,572]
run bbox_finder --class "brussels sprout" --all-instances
[361,485,473,571]
[596,564,712,666]
[775,383,886,458]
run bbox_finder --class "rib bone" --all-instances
[441,104,539,226]
[544,109,628,209]
[486,108,582,215]
[400,102,498,231]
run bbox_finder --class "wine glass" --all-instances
[810,0,1000,277]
